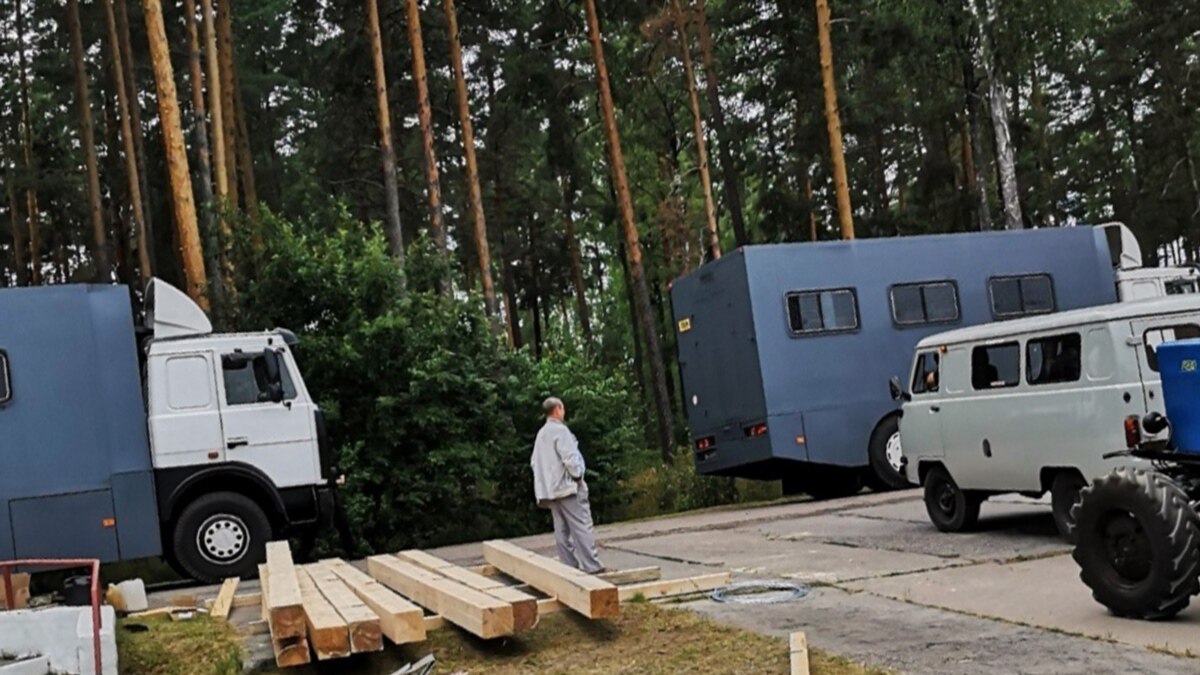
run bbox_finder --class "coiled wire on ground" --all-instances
[709,580,810,605]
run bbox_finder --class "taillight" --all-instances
[744,423,768,437]
[1124,415,1141,449]
[694,436,715,451]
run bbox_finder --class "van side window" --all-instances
[222,353,298,405]
[0,350,10,404]
[785,289,858,335]
[1027,333,1082,385]
[911,352,940,394]
[971,343,1020,390]
[1144,324,1200,371]
[989,274,1055,318]
[890,281,960,326]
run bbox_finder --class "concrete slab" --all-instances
[0,606,116,675]
[847,553,1200,658]
[686,585,1200,675]
[0,658,50,675]
[612,528,961,583]
[843,495,1051,526]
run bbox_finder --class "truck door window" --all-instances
[971,342,1020,390]
[166,355,213,409]
[989,274,1055,318]
[911,352,940,394]
[222,353,297,405]
[890,281,960,326]
[785,288,858,335]
[0,350,10,405]
[1166,279,1199,295]
[1144,324,1200,371]
[1027,333,1082,385]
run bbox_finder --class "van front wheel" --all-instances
[923,466,981,532]
[867,416,909,491]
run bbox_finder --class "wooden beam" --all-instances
[305,563,383,654]
[617,572,730,602]
[396,550,538,631]
[598,567,661,585]
[367,555,514,639]
[297,567,350,660]
[324,559,426,645]
[264,541,306,639]
[232,592,262,609]
[790,631,810,675]
[481,540,618,619]
[210,578,239,621]
[259,564,311,667]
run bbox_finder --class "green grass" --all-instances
[116,614,241,675]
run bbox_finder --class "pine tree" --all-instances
[813,0,854,239]
[66,0,110,279]
[365,0,406,264]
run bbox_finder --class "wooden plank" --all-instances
[617,572,730,602]
[424,615,446,632]
[264,540,306,639]
[396,550,538,631]
[367,555,514,639]
[305,563,383,654]
[481,540,618,619]
[790,631,810,675]
[241,620,271,637]
[210,578,239,621]
[467,564,498,576]
[324,559,426,645]
[259,563,311,667]
[232,592,262,609]
[169,593,197,608]
[297,568,350,660]
[599,567,661,585]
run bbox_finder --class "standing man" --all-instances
[531,396,605,573]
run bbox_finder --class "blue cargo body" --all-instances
[670,227,1119,481]
[0,284,161,562]
[1155,339,1200,453]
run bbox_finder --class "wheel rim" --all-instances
[197,514,250,565]
[885,432,904,472]
[935,480,958,518]
[1098,511,1152,585]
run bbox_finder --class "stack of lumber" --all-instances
[250,538,730,668]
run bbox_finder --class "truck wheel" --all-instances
[172,492,272,584]
[867,416,909,491]
[1072,468,1200,620]
[923,465,981,532]
[1051,471,1087,543]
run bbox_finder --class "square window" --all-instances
[1144,324,1200,371]
[923,283,959,322]
[972,342,1020,389]
[785,289,858,335]
[1027,333,1082,385]
[890,281,959,326]
[990,274,1055,318]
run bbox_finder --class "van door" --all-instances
[901,350,944,468]
[216,348,320,488]
[1131,318,1200,438]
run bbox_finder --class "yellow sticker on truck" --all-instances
[678,318,692,333]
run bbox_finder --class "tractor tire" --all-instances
[1051,471,1087,544]
[1072,468,1200,620]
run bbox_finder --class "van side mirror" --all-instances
[889,376,911,403]
[261,349,285,403]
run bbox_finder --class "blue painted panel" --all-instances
[111,471,162,559]
[10,490,121,562]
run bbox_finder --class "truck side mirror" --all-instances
[261,349,285,403]
[889,376,911,403]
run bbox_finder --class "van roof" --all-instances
[916,296,1200,348]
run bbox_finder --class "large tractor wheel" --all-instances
[1072,468,1200,620]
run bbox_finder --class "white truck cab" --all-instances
[897,295,1200,540]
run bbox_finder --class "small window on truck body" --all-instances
[0,350,10,405]
[890,281,960,326]
[1144,324,1200,371]
[911,351,940,395]
[989,274,1055,318]
[1027,333,1082,385]
[971,342,1020,390]
[222,352,298,405]
[785,288,859,335]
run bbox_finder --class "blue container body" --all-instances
[1157,339,1200,454]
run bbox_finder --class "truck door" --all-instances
[216,348,320,488]
[149,353,226,468]
[1131,318,1200,438]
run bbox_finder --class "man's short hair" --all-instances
[542,397,563,415]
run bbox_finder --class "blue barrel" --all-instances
[1156,339,1200,453]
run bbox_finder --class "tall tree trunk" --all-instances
[561,177,592,342]
[6,180,27,286]
[216,0,239,211]
[671,0,720,262]
[486,65,518,347]
[201,0,235,294]
[102,86,134,286]
[443,0,495,314]
[141,0,209,309]
[693,0,747,245]
[182,0,223,305]
[15,0,40,285]
[966,0,1022,229]
[405,0,447,273]
[803,165,817,241]
[365,0,406,264]
[232,70,258,216]
[114,0,156,273]
[104,0,152,286]
[67,0,111,279]
[813,0,854,239]
[584,0,675,464]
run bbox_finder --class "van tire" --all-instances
[867,416,909,491]
[1072,468,1200,620]
[171,492,272,584]
[1051,471,1087,543]
[923,466,981,532]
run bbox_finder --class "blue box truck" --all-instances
[669,223,1197,497]
[0,279,334,582]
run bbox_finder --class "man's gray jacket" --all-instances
[531,418,586,506]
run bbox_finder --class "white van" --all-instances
[897,296,1200,539]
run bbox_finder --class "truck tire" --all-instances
[1072,468,1200,620]
[923,465,981,532]
[1051,471,1087,543]
[172,492,272,584]
[867,416,909,491]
